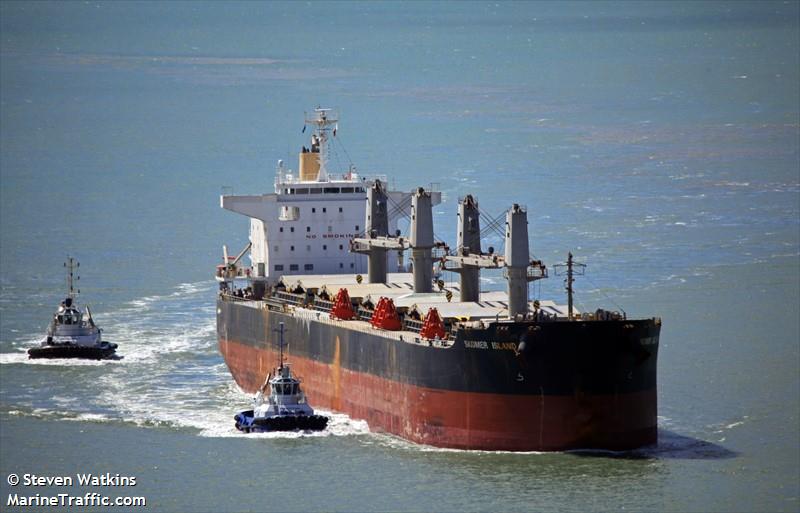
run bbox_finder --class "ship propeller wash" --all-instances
[216,108,661,451]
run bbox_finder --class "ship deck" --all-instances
[224,281,578,344]
[277,272,576,318]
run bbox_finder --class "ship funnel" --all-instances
[365,180,389,283]
[505,204,530,318]
[457,195,481,302]
[298,150,320,181]
[410,188,434,293]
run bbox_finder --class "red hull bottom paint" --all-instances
[220,338,657,451]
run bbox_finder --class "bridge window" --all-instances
[274,264,284,271]
[295,188,309,194]
[289,264,299,271]
[304,264,314,271]
[341,187,354,193]
[310,188,322,194]
[324,187,340,194]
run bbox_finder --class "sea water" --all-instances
[1,2,798,511]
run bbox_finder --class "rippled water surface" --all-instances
[1,2,798,511]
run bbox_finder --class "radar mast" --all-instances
[303,107,338,182]
[64,256,80,300]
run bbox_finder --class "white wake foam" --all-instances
[2,279,395,443]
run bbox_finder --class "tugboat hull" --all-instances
[234,410,329,433]
[28,342,118,360]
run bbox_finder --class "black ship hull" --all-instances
[217,298,660,451]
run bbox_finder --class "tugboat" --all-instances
[234,323,328,433]
[28,257,117,360]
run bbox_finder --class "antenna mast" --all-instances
[64,256,80,299]
[304,107,338,181]
[554,252,585,320]
[275,322,286,369]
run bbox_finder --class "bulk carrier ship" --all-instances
[216,108,661,451]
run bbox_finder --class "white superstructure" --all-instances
[219,108,440,286]
[46,257,102,346]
